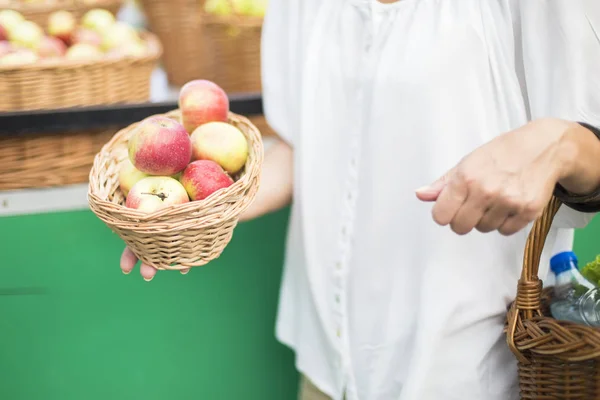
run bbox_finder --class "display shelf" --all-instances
[0,94,263,137]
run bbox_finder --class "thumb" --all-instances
[415,170,453,202]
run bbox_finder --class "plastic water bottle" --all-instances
[549,251,598,325]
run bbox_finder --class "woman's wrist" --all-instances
[555,119,600,196]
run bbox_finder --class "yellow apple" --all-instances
[9,21,43,50]
[81,9,115,34]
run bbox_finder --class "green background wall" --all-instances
[0,208,298,400]
[0,208,598,400]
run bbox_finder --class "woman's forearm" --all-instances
[239,138,294,221]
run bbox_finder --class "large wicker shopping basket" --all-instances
[506,196,600,399]
[87,109,264,270]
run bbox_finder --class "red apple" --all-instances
[71,28,102,47]
[119,158,148,196]
[190,122,249,174]
[0,25,7,41]
[81,9,115,35]
[65,43,103,61]
[125,176,190,212]
[47,10,76,45]
[9,20,43,50]
[180,160,234,201]
[128,116,192,175]
[37,36,67,59]
[178,80,229,133]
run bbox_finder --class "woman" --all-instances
[122,1,600,399]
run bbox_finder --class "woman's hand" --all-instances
[416,118,600,236]
[119,138,294,281]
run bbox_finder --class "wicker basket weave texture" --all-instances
[506,196,600,399]
[0,0,124,30]
[88,109,263,270]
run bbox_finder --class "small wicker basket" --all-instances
[0,0,124,30]
[506,196,600,399]
[88,109,264,270]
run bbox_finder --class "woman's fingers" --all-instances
[121,246,190,279]
[120,247,138,275]
[140,263,158,282]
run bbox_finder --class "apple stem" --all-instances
[141,192,167,201]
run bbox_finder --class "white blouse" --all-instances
[261,1,600,399]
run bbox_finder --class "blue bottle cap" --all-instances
[550,251,578,275]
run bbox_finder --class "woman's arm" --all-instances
[239,138,294,221]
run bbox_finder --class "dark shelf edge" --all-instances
[0,92,263,137]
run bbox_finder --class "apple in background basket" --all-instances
[101,21,140,52]
[128,116,192,176]
[0,41,13,58]
[119,158,148,196]
[0,49,38,66]
[71,28,102,47]
[106,40,146,59]
[0,24,7,41]
[9,20,43,50]
[190,122,249,174]
[125,176,190,213]
[81,9,115,34]
[178,80,229,134]
[0,10,24,38]
[180,160,234,201]
[38,36,67,59]
[47,10,76,45]
[65,43,103,61]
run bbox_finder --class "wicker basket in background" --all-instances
[0,31,162,190]
[0,32,161,111]
[88,109,263,270]
[141,0,216,87]
[505,196,600,399]
[201,8,262,93]
[0,0,124,30]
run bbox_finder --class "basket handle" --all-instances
[506,196,562,363]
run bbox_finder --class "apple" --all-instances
[119,158,148,196]
[71,28,102,47]
[125,176,190,212]
[65,43,103,61]
[204,0,233,15]
[190,122,249,174]
[180,160,234,201]
[178,79,229,133]
[9,21,43,50]
[37,36,67,58]
[0,10,24,38]
[0,49,38,66]
[0,41,13,57]
[47,10,76,45]
[106,40,146,59]
[0,24,7,41]
[128,116,192,175]
[81,9,115,34]
[101,21,140,52]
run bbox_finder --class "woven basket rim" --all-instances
[0,0,123,13]
[88,110,264,227]
[0,31,162,72]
